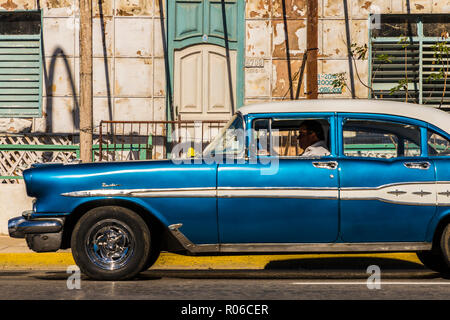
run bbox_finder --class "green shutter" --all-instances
[370,14,450,108]
[422,40,450,106]
[0,34,41,117]
[371,40,420,103]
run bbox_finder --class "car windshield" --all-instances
[203,114,245,157]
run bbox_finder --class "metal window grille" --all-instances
[369,14,450,109]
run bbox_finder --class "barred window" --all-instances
[370,14,449,109]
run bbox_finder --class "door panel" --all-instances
[207,50,236,113]
[339,159,436,242]
[178,49,203,113]
[174,1,203,40]
[208,1,238,40]
[217,158,339,244]
[172,0,239,45]
[174,44,235,120]
[338,115,436,242]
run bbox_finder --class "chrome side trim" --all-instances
[217,188,338,199]
[341,182,436,206]
[62,186,339,200]
[62,187,217,198]
[340,180,436,190]
[218,242,431,253]
[167,224,431,254]
[61,182,450,205]
[168,224,219,253]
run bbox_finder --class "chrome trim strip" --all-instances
[217,188,338,199]
[62,187,216,198]
[61,182,450,205]
[341,182,437,206]
[340,180,437,191]
[168,224,431,254]
[61,186,340,199]
[218,242,432,253]
[168,224,219,253]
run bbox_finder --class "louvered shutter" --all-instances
[422,40,450,106]
[0,12,41,117]
[371,41,420,103]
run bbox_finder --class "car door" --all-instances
[338,114,436,242]
[217,113,339,245]
[426,126,450,241]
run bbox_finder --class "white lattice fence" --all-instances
[0,134,80,184]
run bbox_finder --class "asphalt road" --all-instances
[1,268,449,300]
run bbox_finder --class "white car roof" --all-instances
[238,99,450,134]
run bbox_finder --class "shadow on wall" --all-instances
[37,0,114,134]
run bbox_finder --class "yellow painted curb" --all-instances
[0,252,422,269]
[0,253,75,268]
[153,252,422,269]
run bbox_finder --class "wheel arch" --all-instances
[429,212,450,253]
[61,198,169,250]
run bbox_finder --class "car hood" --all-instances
[23,160,216,198]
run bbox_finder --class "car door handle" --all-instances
[312,161,338,169]
[403,161,431,170]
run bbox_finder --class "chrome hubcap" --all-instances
[86,219,135,270]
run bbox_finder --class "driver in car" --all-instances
[298,120,330,157]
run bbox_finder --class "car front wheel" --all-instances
[71,206,151,281]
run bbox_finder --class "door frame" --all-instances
[166,0,245,121]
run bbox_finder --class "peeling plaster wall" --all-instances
[0,0,449,133]
[0,0,165,134]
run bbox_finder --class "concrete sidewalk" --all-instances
[0,235,429,271]
[0,235,39,253]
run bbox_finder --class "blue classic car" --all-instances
[8,99,450,280]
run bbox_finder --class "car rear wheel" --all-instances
[416,251,448,273]
[71,206,151,281]
[417,223,450,275]
[439,223,450,273]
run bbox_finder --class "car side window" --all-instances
[427,130,450,156]
[343,119,421,158]
[252,118,331,157]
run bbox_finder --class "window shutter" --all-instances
[0,11,41,117]
[371,41,420,103]
[422,40,450,106]
[0,35,41,117]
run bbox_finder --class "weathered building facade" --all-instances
[0,0,449,234]
[0,0,448,135]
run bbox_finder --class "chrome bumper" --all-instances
[8,211,65,252]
